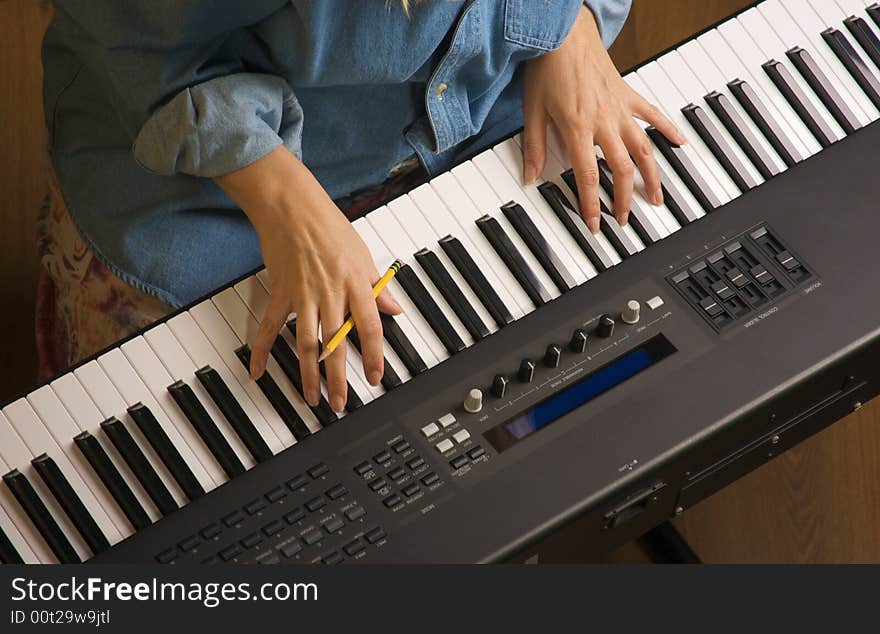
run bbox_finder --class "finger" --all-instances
[624,120,663,206]
[319,295,348,413]
[295,303,322,407]
[522,106,548,185]
[565,128,602,234]
[600,134,635,225]
[251,292,287,380]
[376,288,403,315]
[632,93,686,146]
[348,278,385,387]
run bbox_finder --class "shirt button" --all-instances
[435,82,448,98]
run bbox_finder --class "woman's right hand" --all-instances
[215,146,402,413]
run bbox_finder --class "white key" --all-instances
[451,160,562,298]
[144,323,257,469]
[353,218,447,364]
[736,9,846,141]
[167,311,285,453]
[539,130,625,264]
[499,136,602,276]
[409,183,522,320]
[50,373,160,524]
[388,195,501,332]
[74,360,188,506]
[638,61,741,202]
[709,23,821,155]
[472,144,592,282]
[0,500,38,563]
[657,50,767,187]
[369,205,475,348]
[771,0,877,123]
[429,172,536,313]
[119,338,222,486]
[0,404,90,561]
[0,412,50,563]
[26,387,127,541]
[678,39,789,175]
[212,287,323,434]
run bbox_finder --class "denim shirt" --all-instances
[44,0,630,307]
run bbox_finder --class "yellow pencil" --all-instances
[317,259,403,362]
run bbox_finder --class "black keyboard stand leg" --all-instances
[638,522,702,564]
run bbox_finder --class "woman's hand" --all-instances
[215,147,402,412]
[522,6,686,232]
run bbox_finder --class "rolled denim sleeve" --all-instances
[584,0,632,47]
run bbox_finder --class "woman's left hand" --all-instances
[522,5,687,234]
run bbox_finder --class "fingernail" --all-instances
[523,163,538,185]
[391,299,404,314]
[249,363,263,381]
[307,389,320,407]
[368,370,382,386]
[618,212,629,226]
[652,188,664,205]
[587,217,600,234]
[331,396,345,413]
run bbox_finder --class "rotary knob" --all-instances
[621,300,641,325]
[596,314,616,338]
[569,328,588,353]
[464,389,483,413]
[518,359,536,383]
[544,344,562,368]
[491,375,509,398]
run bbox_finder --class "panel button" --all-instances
[301,529,323,545]
[467,446,486,460]
[240,532,264,549]
[344,539,366,556]
[387,466,406,482]
[368,478,388,492]
[219,544,243,561]
[156,549,177,564]
[286,474,308,491]
[406,456,425,470]
[283,507,305,525]
[646,296,664,310]
[364,527,387,544]
[421,422,440,438]
[200,523,223,540]
[323,517,345,534]
[373,450,392,465]
[262,521,286,537]
[391,440,411,454]
[435,439,454,454]
[258,554,281,565]
[421,472,440,486]
[698,296,723,317]
[244,498,268,515]
[305,496,327,512]
[307,463,330,479]
[438,413,456,428]
[325,483,348,500]
[222,511,245,527]
[344,506,366,521]
[449,455,469,470]
[353,461,372,476]
[265,486,288,503]
[322,551,343,565]
[178,535,200,552]
[280,541,303,558]
[383,494,403,508]
[402,482,420,497]
[452,429,471,444]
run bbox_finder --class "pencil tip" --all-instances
[317,350,330,363]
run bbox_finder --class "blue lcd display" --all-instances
[485,335,676,452]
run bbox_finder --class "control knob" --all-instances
[491,375,509,399]
[464,389,483,414]
[569,328,588,353]
[621,300,641,325]
[596,314,616,338]
[518,359,536,383]
[544,344,562,368]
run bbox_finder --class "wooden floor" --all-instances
[3,0,880,562]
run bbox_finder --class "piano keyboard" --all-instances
[3,0,880,564]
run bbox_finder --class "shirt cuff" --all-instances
[584,0,632,48]
[132,73,304,178]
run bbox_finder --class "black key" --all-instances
[195,366,273,463]
[822,28,880,109]
[395,263,467,354]
[501,201,577,291]
[596,159,662,245]
[762,59,835,147]
[74,431,151,531]
[168,380,245,478]
[438,235,515,326]
[476,215,553,306]
[646,126,723,211]
[0,525,23,564]
[845,16,880,71]
[379,313,428,376]
[871,3,880,29]
[537,183,614,271]
[681,104,760,192]
[31,454,110,555]
[127,402,206,501]
[415,248,491,340]
[347,327,403,391]
[786,46,859,134]
[235,345,311,440]
[728,79,801,167]
[3,469,80,563]
[270,336,337,426]
[705,90,780,180]
[100,417,177,515]
[287,320,363,412]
